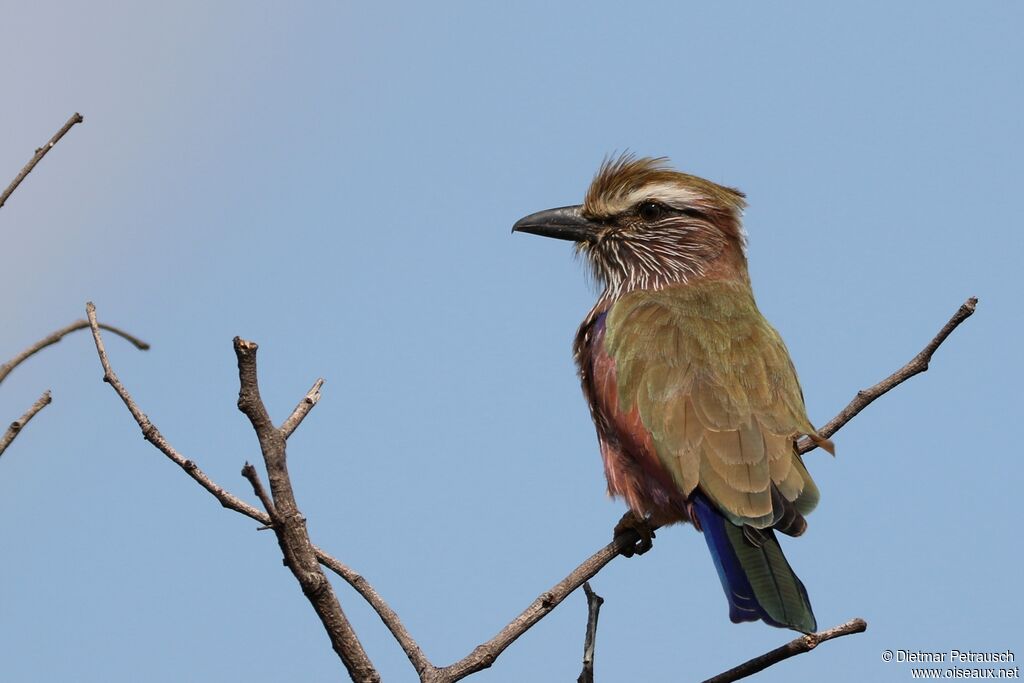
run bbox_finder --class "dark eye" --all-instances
[638,201,664,222]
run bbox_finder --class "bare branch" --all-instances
[702,618,868,683]
[799,297,977,454]
[85,303,428,677]
[577,582,604,683]
[313,546,437,677]
[280,378,324,439]
[434,532,640,682]
[1,318,149,386]
[233,336,378,683]
[88,305,380,680]
[86,302,266,521]
[1,113,84,210]
[0,390,52,458]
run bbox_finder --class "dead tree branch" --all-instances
[86,296,975,683]
[1,316,147,459]
[85,302,429,676]
[0,112,84,210]
[431,535,636,682]
[798,296,977,453]
[1,319,149,386]
[312,548,436,677]
[577,582,604,683]
[702,618,868,683]
[233,337,379,683]
[0,390,52,458]
[86,302,270,520]
[0,113,145,460]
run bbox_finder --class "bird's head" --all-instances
[514,154,748,298]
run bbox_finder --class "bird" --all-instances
[512,154,833,633]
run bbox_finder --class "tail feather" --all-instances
[692,495,817,633]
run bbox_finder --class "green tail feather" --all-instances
[724,522,817,633]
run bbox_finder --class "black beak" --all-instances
[512,205,601,243]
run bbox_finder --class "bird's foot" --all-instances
[614,510,656,557]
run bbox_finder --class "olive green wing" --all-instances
[604,282,828,529]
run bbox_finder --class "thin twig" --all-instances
[1,113,84,210]
[0,390,52,458]
[241,462,278,521]
[577,582,605,683]
[433,533,640,682]
[86,302,266,520]
[799,297,977,453]
[1,318,149,386]
[280,378,324,439]
[312,548,437,678]
[702,618,868,683]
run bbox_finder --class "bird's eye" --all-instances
[638,201,664,222]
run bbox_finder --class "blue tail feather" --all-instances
[692,495,768,625]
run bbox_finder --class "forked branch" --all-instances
[233,337,379,683]
[85,303,428,675]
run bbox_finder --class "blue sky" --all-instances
[1,2,1020,681]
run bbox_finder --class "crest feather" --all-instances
[583,153,746,218]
